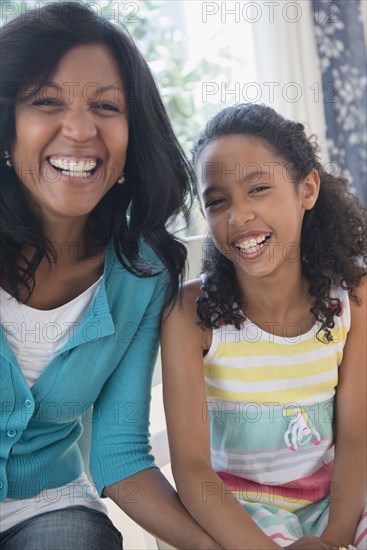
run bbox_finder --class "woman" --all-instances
[0,3,220,549]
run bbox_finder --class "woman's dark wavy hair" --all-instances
[0,1,192,305]
[191,103,366,342]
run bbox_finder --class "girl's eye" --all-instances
[250,185,271,194]
[205,198,225,209]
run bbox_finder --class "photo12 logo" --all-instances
[1,2,140,24]
[202,2,304,24]
[201,1,341,25]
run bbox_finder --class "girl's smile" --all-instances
[11,43,128,223]
[197,134,317,282]
[232,231,272,260]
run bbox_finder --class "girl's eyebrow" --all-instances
[201,185,222,201]
[239,169,273,182]
[201,170,273,197]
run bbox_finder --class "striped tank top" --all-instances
[203,287,350,512]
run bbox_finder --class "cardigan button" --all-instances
[7,430,17,438]
[24,399,33,409]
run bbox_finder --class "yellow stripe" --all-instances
[205,378,338,404]
[205,356,341,383]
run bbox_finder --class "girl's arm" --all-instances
[320,280,367,547]
[91,265,220,549]
[161,280,281,550]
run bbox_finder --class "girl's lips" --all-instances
[234,233,272,261]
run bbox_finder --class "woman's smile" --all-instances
[12,42,128,221]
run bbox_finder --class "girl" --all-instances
[161,103,366,549]
[0,2,220,548]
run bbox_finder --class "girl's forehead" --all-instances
[197,134,280,174]
[199,134,275,161]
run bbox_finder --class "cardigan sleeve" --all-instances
[89,269,167,495]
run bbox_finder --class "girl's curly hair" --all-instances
[191,104,366,342]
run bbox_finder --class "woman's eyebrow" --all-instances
[20,81,61,100]
[21,82,123,100]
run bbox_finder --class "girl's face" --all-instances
[196,134,318,282]
[11,42,128,223]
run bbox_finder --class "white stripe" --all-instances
[211,439,332,465]
[240,493,307,511]
[207,391,335,407]
[263,524,299,545]
[205,368,337,393]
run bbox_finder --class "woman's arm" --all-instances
[104,469,221,549]
[161,280,281,550]
[320,281,367,547]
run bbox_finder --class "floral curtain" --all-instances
[312,0,366,202]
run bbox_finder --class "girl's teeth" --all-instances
[236,234,270,251]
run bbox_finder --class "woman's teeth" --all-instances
[48,157,97,177]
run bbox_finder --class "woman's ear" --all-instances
[301,169,320,210]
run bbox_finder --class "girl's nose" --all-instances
[229,203,255,226]
[61,109,97,142]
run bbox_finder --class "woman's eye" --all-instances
[31,99,60,107]
[94,103,120,113]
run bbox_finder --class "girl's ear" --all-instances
[301,169,320,210]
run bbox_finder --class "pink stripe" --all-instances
[354,527,367,548]
[218,464,333,504]
[270,532,296,543]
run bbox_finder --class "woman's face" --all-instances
[12,42,128,222]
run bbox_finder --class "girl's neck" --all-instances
[237,263,310,319]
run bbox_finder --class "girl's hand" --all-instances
[286,535,338,549]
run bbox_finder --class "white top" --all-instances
[0,277,107,531]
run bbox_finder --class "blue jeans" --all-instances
[0,505,123,549]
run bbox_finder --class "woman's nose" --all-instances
[61,109,97,142]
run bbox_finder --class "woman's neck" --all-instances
[42,218,91,264]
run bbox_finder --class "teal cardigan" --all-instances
[0,240,166,500]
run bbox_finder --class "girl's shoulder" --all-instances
[163,278,211,352]
[171,278,203,321]
[183,277,204,300]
